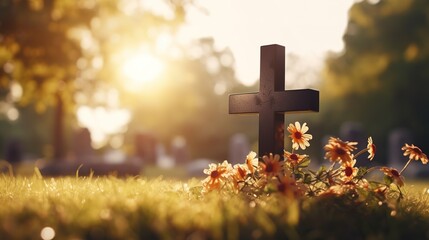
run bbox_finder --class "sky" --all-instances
[178,0,355,86]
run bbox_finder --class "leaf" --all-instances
[294,173,304,180]
[297,157,311,169]
[303,173,313,184]
[356,167,368,178]
[384,175,393,185]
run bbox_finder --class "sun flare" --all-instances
[121,51,164,89]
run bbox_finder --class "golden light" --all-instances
[121,51,164,90]
[77,105,131,149]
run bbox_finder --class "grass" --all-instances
[0,173,429,240]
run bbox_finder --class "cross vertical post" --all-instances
[229,44,319,158]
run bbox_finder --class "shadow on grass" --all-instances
[298,195,429,240]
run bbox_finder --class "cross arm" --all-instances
[229,93,260,114]
[273,89,319,112]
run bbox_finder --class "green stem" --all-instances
[354,147,369,159]
[399,158,413,175]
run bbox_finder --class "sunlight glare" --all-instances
[77,105,131,149]
[121,52,164,90]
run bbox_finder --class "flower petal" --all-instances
[295,121,301,131]
[301,123,309,133]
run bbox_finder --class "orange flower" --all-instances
[284,151,308,167]
[380,167,404,187]
[202,160,232,191]
[260,154,282,177]
[232,164,248,181]
[367,137,376,161]
[402,144,428,164]
[287,122,312,150]
[324,137,357,164]
[277,174,306,198]
[340,159,358,182]
[245,151,258,174]
[231,164,249,190]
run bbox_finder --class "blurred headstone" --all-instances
[72,128,94,162]
[228,133,250,165]
[103,149,127,164]
[40,161,142,177]
[186,158,212,178]
[135,132,158,166]
[5,138,22,164]
[41,128,143,177]
[340,122,367,163]
[388,128,417,178]
[171,136,189,166]
[157,144,175,169]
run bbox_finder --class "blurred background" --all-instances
[0,0,428,176]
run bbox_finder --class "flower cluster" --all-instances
[201,122,428,207]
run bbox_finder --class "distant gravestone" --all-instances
[171,136,189,165]
[156,144,175,169]
[135,133,158,166]
[5,138,22,164]
[73,128,94,162]
[186,158,212,178]
[41,128,143,177]
[388,128,417,177]
[339,122,366,163]
[228,133,250,165]
[103,149,127,164]
[229,44,319,157]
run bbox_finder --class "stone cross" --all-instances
[229,44,319,157]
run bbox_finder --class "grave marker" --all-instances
[171,136,189,165]
[135,132,158,166]
[5,138,22,164]
[229,44,319,157]
[72,128,94,162]
[229,133,250,165]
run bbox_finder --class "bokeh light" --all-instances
[40,227,55,240]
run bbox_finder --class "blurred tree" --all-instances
[322,0,429,161]
[0,0,191,160]
[0,0,98,160]
[0,0,256,162]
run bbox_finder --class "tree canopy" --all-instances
[0,0,256,161]
[322,0,429,160]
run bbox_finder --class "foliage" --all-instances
[0,0,188,112]
[0,1,255,160]
[0,0,191,158]
[322,0,429,159]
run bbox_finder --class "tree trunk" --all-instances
[53,92,64,161]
